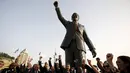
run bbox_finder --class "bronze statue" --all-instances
[53,1,97,67]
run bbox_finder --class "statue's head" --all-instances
[71,12,79,21]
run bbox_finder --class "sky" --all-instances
[0,0,130,66]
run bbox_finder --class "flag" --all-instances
[54,52,57,62]
[21,49,26,53]
[39,52,41,55]
[28,58,33,62]
[14,48,19,53]
[55,52,57,56]
[30,58,33,62]
[54,48,57,56]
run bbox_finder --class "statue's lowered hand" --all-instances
[92,50,97,58]
[54,1,58,8]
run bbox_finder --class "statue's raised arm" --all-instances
[53,1,68,28]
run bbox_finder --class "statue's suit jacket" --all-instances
[55,7,95,53]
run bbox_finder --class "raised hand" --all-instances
[87,59,92,66]
[39,56,42,60]
[49,57,52,61]
[53,1,58,8]
[106,53,113,61]
[59,55,61,60]
[96,57,100,61]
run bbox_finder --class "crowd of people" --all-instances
[0,53,130,73]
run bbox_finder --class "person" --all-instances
[116,55,130,73]
[29,64,41,73]
[96,57,104,73]
[1,62,18,73]
[53,1,97,67]
[81,59,96,73]
[96,53,119,73]
[38,56,50,73]
[87,59,100,73]
[106,53,119,73]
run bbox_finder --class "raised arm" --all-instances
[38,56,44,73]
[58,55,64,73]
[54,1,68,28]
[48,57,52,69]
[106,53,119,72]
[87,59,100,73]
[96,58,105,72]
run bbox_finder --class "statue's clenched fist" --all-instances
[53,1,58,8]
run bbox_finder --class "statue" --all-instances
[53,1,97,67]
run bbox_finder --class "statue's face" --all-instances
[71,13,79,21]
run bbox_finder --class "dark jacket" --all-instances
[55,7,95,52]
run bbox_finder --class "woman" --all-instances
[116,55,130,73]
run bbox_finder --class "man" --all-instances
[29,64,41,73]
[53,1,97,67]
[1,63,18,73]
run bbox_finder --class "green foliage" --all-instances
[0,52,15,60]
